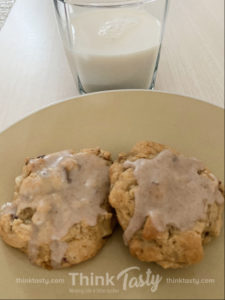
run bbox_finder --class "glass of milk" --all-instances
[54,0,169,93]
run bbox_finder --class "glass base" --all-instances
[78,77,87,94]
[77,76,156,95]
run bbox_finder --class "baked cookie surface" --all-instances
[0,148,114,269]
[109,141,224,268]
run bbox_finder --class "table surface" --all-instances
[0,0,224,132]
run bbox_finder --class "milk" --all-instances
[67,8,161,92]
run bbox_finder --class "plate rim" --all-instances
[0,89,224,136]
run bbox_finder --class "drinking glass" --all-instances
[54,0,169,93]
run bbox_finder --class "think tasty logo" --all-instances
[69,266,162,292]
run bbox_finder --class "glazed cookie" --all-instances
[109,141,224,269]
[0,148,114,269]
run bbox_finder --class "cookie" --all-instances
[109,141,224,268]
[0,148,114,269]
